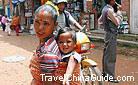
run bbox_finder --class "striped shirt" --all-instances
[36,37,61,58]
[35,37,61,73]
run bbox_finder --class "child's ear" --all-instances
[74,44,77,48]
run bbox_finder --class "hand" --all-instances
[63,80,69,85]
[63,74,71,85]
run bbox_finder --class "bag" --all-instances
[39,53,59,73]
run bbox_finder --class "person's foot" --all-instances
[108,78,119,83]
[8,34,11,36]
[19,30,23,33]
[102,72,106,77]
[102,72,119,83]
[16,34,19,36]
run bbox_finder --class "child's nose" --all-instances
[63,42,67,46]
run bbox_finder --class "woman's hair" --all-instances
[34,1,59,22]
[56,27,77,43]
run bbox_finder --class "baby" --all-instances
[56,27,82,85]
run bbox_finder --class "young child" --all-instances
[56,27,82,85]
[5,19,11,36]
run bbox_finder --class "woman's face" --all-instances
[58,32,76,54]
[34,12,56,39]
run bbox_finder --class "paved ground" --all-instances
[0,30,37,85]
[0,30,138,85]
[91,42,138,85]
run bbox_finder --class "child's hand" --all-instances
[63,80,69,85]
[63,74,71,85]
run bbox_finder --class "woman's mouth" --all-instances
[36,32,45,37]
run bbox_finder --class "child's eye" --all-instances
[67,41,72,43]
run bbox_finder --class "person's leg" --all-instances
[103,32,118,83]
[3,24,6,31]
[103,32,117,77]
[108,34,117,77]
[15,25,19,36]
[1,23,4,31]
[8,28,11,36]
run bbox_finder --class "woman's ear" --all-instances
[54,22,58,31]
[55,22,58,27]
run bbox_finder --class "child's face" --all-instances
[58,32,76,54]
[34,12,56,39]
[110,0,116,6]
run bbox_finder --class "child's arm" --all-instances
[63,56,77,85]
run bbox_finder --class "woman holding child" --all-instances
[29,1,81,85]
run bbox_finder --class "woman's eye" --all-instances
[59,41,63,44]
[35,20,40,25]
[43,21,47,25]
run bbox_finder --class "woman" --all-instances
[29,1,61,85]
[11,15,20,36]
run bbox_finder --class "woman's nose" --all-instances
[39,24,44,30]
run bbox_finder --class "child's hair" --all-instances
[56,27,77,43]
[34,1,59,23]
[113,3,118,13]
[104,0,111,4]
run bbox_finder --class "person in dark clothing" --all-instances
[98,0,122,83]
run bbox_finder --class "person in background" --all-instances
[54,0,83,35]
[11,15,20,36]
[5,19,12,36]
[29,1,61,85]
[0,14,2,25]
[1,15,8,31]
[56,28,81,85]
[113,2,123,21]
[98,0,122,83]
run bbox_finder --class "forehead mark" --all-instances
[37,11,51,20]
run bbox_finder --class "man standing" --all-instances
[98,0,122,83]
